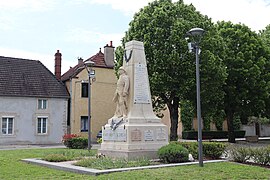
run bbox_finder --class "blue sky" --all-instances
[1,0,270,73]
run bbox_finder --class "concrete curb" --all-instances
[22,158,227,176]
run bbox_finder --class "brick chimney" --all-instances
[54,50,62,80]
[104,41,115,68]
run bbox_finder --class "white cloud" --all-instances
[89,0,154,16]
[0,0,56,12]
[64,27,124,46]
[0,47,71,73]
[184,0,270,31]
[88,0,270,31]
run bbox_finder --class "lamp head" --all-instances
[84,60,95,67]
[186,28,205,37]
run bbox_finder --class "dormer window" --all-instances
[38,99,47,109]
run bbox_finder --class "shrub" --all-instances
[229,146,252,163]
[42,150,95,162]
[182,130,246,139]
[43,154,70,162]
[97,138,102,144]
[62,134,79,147]
[62,134,88,149]
[203,142,227,159]
[68,137,88,149]
[74,157,152,170]
[251,146,270,165]
[178,141,198,159]
[158,143,189,163]
[175,141,227,159]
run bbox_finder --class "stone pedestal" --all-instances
[99,40,168,159]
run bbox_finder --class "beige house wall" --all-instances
[160,108,183,138]
[69,67,117,142]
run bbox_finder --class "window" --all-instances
[81,116,88,132]
[38,99,47,109]
[2,117,14,135]
[37,117,47,134]
[81,83,88,97]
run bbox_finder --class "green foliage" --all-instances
[97,138,102,144]
[229,146,252,163]
[120,0,227,141]
[177,141,227,159]
[203,142,227,159]
[42,149,95,162]
[248,116,270,125]
[1,148,270,179]
[216,21,270,142]
[75,157,152,170]
[65,137,88,149]
[158,143,189,163]
[182,130,245,140]
[180,100,194,131]
[229,145,270,165]
[43,154,70,162]
[233,115,241,130]
[251,146,270,165]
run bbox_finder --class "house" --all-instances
[0,54,69,145]
[61,41,117,142]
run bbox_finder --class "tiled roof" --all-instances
[61,49,112,81]
[0,56,69,98]
[87,49,107,67]
[61,60,85,82]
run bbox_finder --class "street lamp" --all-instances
[84,59,95,151]
[186,27,205,167]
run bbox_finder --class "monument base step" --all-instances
[98,149,159,160]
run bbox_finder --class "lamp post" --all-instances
[84,59,95,151]
[186,27,205,167]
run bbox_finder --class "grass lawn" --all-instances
[0,148,269,179]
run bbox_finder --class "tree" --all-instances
[259,24,270,118]
[117,0,227,140]
[216,21,270,142]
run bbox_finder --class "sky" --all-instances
[1,0,270,74]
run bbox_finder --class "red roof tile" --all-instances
[61,49,113,81]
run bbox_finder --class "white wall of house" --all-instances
[0,96,68,144]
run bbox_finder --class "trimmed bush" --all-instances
[251,146,270,165]
[62,134,88,149]
[229,146,252,163]
[67,137,88,149]
[203,142,227,159]
[182,130,246,139]
[158,143,189,163]
[173,141,227,159]
[43,154,70,162]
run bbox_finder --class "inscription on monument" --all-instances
[144,130,154,141]
[103,129,127,142]
[134,63,151,104]
[131,129,142,141]
[156,128,166,141]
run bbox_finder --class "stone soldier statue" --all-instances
[113,66,129,118]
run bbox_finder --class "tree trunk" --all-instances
[255,122,260,137]
[226,109,236,143]
[167,97,180,141]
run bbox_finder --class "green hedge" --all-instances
[158,143,189,163]
[64,137,88,149]
[172,141,227,159]
[182,130,246,140]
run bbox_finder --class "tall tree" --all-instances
[259,24,270,118]
[216,21,270,142]
[117,0,227,140]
